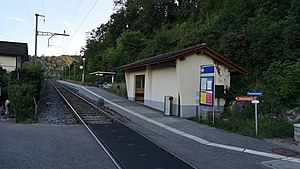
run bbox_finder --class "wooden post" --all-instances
[16,101,19,123]
[34,98,38,122]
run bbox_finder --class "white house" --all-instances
[114,44,247,117]
[0,41,29,72]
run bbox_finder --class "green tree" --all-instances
[113,31,147,65]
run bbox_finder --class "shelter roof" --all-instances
[89,71,116,75]
[113,44,247,74]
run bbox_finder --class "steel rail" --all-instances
[54,82,125,124]
[50,81,124,169]
[56,80,197,169]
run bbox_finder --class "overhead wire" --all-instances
[42,0,45,15]
[23,0,34,31]
[42,0,47,55]
[63,0,100,54]
[68,0,83,24]
[60,0,83,55]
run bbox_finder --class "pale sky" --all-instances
[0,0,114,56]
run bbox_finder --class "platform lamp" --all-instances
[80,57,86,82]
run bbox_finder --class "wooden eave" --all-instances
[114,44,248,75]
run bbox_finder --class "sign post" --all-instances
[251,99,260,136]
[199,65,215,124]
[248,91,262,136]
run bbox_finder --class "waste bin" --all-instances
[164,96,173,116]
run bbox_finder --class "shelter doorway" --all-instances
[135,75,145,101]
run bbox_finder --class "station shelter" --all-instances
[89,71,116,86]
[114,44,247,117]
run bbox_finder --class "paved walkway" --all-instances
[59,81,300,169]
[0,122,117,169]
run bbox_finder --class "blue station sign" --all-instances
[247,91,262,96]
[200,65,215,74]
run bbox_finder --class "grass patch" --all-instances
[105,83,127,98]
[189,112,294,139]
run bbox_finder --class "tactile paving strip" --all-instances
[89,123,194,169]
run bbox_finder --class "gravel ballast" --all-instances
[37,80,77,125]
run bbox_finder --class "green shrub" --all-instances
[8,63,45,122]
[258,60,300,114]
[106,82,127,98]
[8,84,34,122]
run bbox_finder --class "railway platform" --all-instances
[59,81,300,169]
[0,122,118,169]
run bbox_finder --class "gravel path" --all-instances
[37,80,77,124]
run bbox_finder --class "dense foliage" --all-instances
[8,63,45,122]
[83,0,300,114]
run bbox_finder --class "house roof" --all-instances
[0,41,29,61]
[113,44,247,74]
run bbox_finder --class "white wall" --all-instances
[176,53,213,106]
[0,56,16,72]
[144,67,152,101]
[151,67,178,104]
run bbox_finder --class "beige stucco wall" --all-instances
[125,67,179,104]
[0,55,17,72]
[176,53,213,106]
[150,67,178,104]
[144,67,152,101]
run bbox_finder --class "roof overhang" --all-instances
[113,44,248,75]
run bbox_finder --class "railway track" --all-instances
[52,80,129,125]
[52,80,195,169]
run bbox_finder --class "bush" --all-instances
[106,82,127,98]
[258,60,300,114]
[8,63,45,122]
[8,84,34,122]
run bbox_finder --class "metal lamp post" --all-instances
[73,62,76,81]
[79,65,83,82]
[83,57,86,82]
[68,65,70,79]
[64,67,66,79]
[82,57,86,82]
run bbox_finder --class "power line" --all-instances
[63,0,99,53]
[41,0,46,55]
[60,0,83,54]
[23,0,34,30]
[68,0,83,25]
[42,0,45,14]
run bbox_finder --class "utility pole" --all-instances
[34,13,69,58]
[35,14,45,58]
